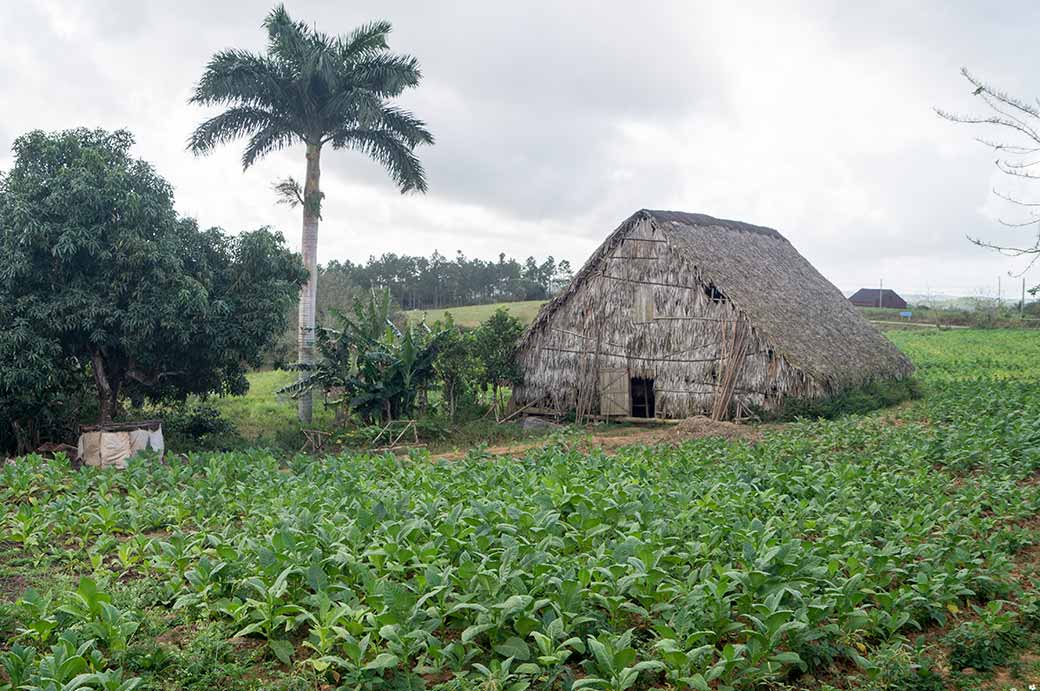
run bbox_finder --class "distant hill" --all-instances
[404,300,546,328]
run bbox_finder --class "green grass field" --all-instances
[208,369,331,441]
[404,299,546,328]
[3,329,1040,690]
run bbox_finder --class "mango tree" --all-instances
[0,128,307,428]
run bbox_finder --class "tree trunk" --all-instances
[12,420,37,456]
[90,350,120,424]
[297,142,322,424]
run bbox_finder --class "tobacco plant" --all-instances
[1,329,1039,688]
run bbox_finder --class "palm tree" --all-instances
[188,5,433,423]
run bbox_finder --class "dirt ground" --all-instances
[430,415,767,461]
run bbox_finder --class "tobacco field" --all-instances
[2,329,1040,690]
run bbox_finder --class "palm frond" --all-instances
[188,107,281,155]
[377,106,434,148]
[318,88,383,130]
[273,177,304,208]
[353,53,422,97]
[242,124,298,169]
[338,21,392,60]
[189,49,288,108]
[328,129,429,193]
[263,4,312,69]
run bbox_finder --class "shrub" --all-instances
[944,602,1020,671]
[882,665,947,691]
[756,378,921,421]
[159,402,244,451]
[473,308,524,411]
[432,317,484,420]
[864,644,948,691]
[1020,591,1040,632]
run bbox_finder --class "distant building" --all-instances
[849,288,908,309]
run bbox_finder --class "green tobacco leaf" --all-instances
[770,651,803,666]
[363,652,400,671]
[682,674,710,691]
[462,623,493,644]
[493,636,531,661]
[268,639,294,665]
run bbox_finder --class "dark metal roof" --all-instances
[849,288,907,307]
[850,288,905,300]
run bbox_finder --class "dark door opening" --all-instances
[630,378,655,418]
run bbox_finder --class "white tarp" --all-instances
[78,425,164,469]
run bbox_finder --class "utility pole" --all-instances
[878,278,883,308]
[997,276,1002,309]
[1023,277,1027,317]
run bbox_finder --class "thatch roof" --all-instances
[520,209,912,390]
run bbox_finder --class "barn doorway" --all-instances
[630,378,655,418]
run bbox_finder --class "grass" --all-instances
[207,370,333,440]
[3,328,1040,690]
[403,299,546,327]
[860,305,1040,329]
[199,372,551,454]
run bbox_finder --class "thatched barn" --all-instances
[512,209,913,420]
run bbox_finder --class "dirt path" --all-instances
[429,416,768,461]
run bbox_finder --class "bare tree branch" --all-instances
[940,69,1040,291]
[992,188,1040,207]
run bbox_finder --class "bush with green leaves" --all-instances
[944,602,1022,672]
[473,308,524,409]
[157,402,243,451]
[431,316,484,420]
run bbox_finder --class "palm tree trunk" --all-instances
[297,142,322,424]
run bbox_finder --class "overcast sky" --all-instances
[4,1,1040,297]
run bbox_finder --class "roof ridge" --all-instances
[642,209,787,240]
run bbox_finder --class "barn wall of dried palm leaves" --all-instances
[512,211,913,420]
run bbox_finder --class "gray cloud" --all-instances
[2,0,1039,296]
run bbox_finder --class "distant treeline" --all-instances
[322,251,574,310]
[269,252,575,366]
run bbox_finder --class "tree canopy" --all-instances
[473,308,525,406]
[323,252,573,310]
[188,5,432,192]
[0,128,307,437]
